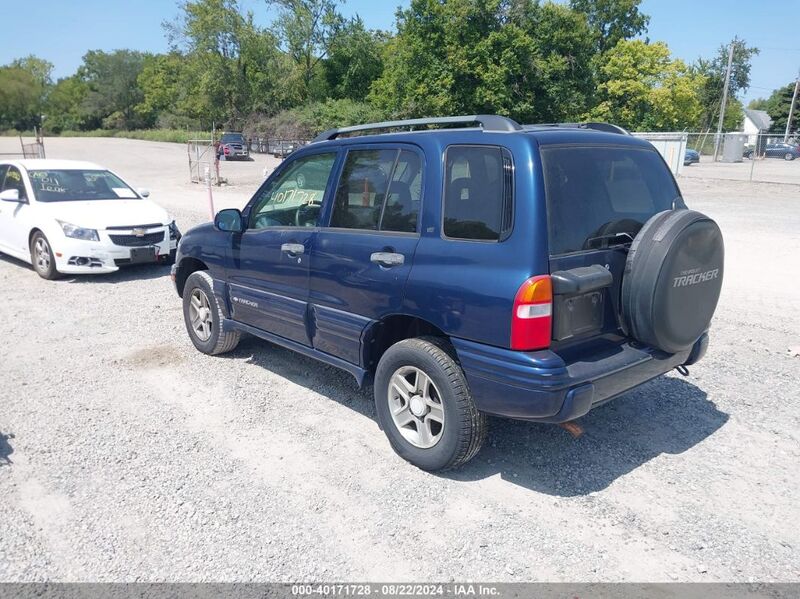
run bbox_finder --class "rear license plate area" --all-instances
[130,246,157,264]
[553,291,605,341]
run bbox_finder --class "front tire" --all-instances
[374,337,487,471]
[30,232,60,280]
[182,270,240,355]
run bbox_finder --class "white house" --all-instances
[743,109,772,144]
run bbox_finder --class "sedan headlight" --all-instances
[57,220,99,242]
[168,220,181,241]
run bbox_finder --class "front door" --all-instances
[0,166,33,257]
[309,145,424,365]
[228,150,338,346]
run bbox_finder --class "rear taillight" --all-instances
[511,275,552,350]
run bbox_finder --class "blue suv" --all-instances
[172,115,724,471]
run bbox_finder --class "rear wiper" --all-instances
[584,232,634,250]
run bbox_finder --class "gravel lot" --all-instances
[0,137,798,582]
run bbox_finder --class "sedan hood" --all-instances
[40,199,170,230]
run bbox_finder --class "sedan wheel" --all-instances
[785,152,795,161]
[30,232,60,280]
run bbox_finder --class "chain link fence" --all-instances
[247,137,310,158]
[681,131,800,185]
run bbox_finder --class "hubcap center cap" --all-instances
[409,395,427,417]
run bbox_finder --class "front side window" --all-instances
[330,148,422,233]
[443,146,512,241]
[27,169,136,202]
[2,167,28,200]
[249,152,336,229]
[541,146,679,255]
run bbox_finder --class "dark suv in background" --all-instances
[217,132,249,160]
[173,115,724,471]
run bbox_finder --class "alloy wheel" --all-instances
[34,237,51,273]
[388,366,445,449]
[189,288,213,342]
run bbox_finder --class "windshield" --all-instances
[221,134,244,143]
[28,169,139,202]
[541,146,680,255]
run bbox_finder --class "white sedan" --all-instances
[0,159,179,279]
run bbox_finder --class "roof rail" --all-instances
[523,122,630,135]
[313,114,522,143]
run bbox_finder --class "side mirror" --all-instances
[214,208,244,233]
[0,189,20,202]
[138,188,150,198]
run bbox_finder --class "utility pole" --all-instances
[714,41,736,162]
[784,76,799,142]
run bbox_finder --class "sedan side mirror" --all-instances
[138,188,150,198]
[0,189,21,202]
[214,208,244,233]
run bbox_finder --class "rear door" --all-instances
[540,144,680,349]
[228,150,338,346]
[308,144,423,366]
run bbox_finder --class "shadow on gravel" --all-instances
[0,253,170,283]
[0,431,14,466]
[447,376,729,496]
[223,337,727,497]
[225,336,375,419]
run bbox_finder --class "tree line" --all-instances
[0,0,768,139]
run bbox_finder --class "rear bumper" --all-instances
[452,333,708,422]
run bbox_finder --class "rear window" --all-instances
[443,145,513,241]
[541,146,679,255]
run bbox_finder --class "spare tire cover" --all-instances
[621,209,724,353]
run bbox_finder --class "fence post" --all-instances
[205,166,215,221]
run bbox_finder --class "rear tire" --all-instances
[374,336,487,471]
[30,232,60,280]
[182,270,240,355]
[785,152,795,161]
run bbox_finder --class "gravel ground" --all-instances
[0,138,799,582]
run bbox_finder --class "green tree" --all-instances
[589,39,706,131]
[0,55,54,129]
[268,0,344,101]
[0,67,43,130]
[78,50,150,129]
[569,0,649,54]
[10,55,54,88]
[166,0,288,127]
[45,76,91,132]
[370,0,595,123]
[753,82,799,134]
[695,37,759,130]
[322,17,387,101]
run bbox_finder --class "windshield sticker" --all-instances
[33,174,66,194]
[112,187,137,198]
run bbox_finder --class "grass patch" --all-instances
[1,129,213,144]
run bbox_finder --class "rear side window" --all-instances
[443,146,512,241]
[541,146,679,255]
[331,148,421,233]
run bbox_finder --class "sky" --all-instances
[2,0,799,105]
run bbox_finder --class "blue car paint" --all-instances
[174,127,703,422]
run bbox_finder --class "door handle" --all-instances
[281,243,305,255]
[370,252,404,267]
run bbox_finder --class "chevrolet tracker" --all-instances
[172,115,724,471]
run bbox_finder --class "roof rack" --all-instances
[523,122,630,135]
[312,114,522,143]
